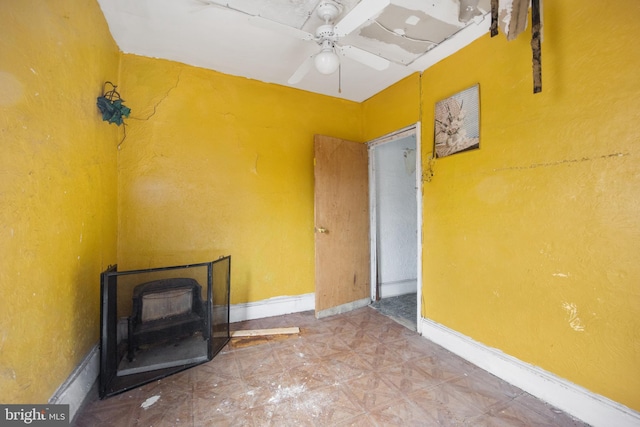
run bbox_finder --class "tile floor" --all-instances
[74,308,589,426]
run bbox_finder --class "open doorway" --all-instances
[368,125,422,331]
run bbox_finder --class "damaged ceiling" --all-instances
[97,0,492,102]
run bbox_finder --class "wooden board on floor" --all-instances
[228,327,302,349]
[230,327,300,338]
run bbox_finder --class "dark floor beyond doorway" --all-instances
[370,293,417,330]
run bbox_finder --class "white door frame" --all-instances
[367,123,423,334]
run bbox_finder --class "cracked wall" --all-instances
[420,0,640,411]
[116,54,362,305]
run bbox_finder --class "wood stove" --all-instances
[127,278,208,362]
[99,258,230,398]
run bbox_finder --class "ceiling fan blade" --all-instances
[248,15,315,41]
[337,45,390,71]
[288,55,315,84]
[333,0,391,37]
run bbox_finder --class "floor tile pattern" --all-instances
[74,308,589,426]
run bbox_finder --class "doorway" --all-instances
[368,125,422,332]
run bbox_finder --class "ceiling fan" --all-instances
[283,0,391,84]
[202,0,392,84]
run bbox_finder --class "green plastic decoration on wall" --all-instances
[97,82,130,126]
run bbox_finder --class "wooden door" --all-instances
[314,135,370,318]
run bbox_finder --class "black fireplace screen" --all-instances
[99,257,230,398]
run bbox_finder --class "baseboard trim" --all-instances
[420,317,640,427]
[379,279,417,298]
[50,293,314,420]
[49,344,99,423]
[229,293,315,323]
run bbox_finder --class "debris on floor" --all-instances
[140,395,160,410]
[229,326,301,349]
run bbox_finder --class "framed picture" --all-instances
[434,84,480,158]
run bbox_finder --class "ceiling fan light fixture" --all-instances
[316,1,341,23]
[314,48,340,75]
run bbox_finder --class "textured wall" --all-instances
[421,0,640,411]
[116,54,362,304]
[362,73,421,141]
[0,0,120,403]
[2,0,637,413]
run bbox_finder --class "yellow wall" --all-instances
[116,55,362,304]
[362,73,421,141]
[0,0,120,403]
[2,0,638,414]
[421,0,640,411]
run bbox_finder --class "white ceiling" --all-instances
[97,0,492,102]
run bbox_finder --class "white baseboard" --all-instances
[49,344,99,423]
[420,317,640,427]
[229,293,315,323]
[379,279,417,298]
[50,293,314,421]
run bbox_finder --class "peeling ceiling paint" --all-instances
[97,0,493,101]
[353,4,461,64]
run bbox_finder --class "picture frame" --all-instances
[434,84,480,158]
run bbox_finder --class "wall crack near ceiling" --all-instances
[117,71,183,150]
[130,71,183,122]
